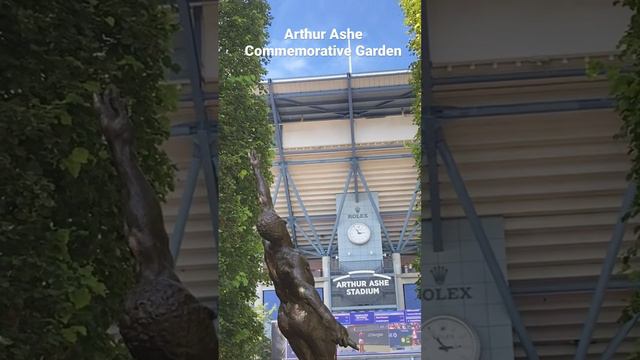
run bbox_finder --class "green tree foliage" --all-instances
[400,0,421,167]
[594,0,640,350]
[0,1,178,358]
[399,0,422,277]
[218,0,273,358]
[607,0,640,322]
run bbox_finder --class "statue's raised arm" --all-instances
[95,86,218,360]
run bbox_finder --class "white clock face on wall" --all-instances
[422,315,481,360]
[347,222,371,245]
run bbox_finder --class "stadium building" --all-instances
[256,1,640,360]
[161,0,219,312]
[418,1,637,359]
[256,71,422,360]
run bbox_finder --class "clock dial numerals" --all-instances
[422,316,480,360]
[347,222,371,245]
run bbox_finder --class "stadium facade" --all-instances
[257,71,422,360]
[161,0,219,311]
[419,1,636,359]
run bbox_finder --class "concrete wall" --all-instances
[428,0,631,64]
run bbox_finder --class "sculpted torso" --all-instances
[250,152,356,360]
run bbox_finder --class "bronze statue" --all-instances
[94,87,218,359]
[249,151,358,360]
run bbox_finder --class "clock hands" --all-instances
[432,335,452,351]
[431,335,462,352]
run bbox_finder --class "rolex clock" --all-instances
[347,222,371,245]
[422,315,480,360]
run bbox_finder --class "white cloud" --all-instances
[267,57,309,79]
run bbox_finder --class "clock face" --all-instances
[347,223,371,245]
[422,315,480,360]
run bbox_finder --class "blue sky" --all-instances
[265,0,415,79]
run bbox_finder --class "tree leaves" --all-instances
[604,1,640,352]
[218,0,273,358]
[0,1,177,358]
[69,288,92,310]
[61,326,87,344]
[399,0,422,275]
[62,147,91,178]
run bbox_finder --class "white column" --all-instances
[392,252,402,274]
[322,256,331,308]
[392,252,404,309]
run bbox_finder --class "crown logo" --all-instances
[355,207,360,213]
[430,265,448,286]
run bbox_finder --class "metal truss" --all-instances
[267,75,414,122]
[169,1,218,265]
[574,183,636,359]
[267,72,420,258]
[421,1,636,359]
[437,98,614,121]
[397,180,420,253]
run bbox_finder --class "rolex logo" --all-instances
[430,266,448,286]
[348,206,368,219]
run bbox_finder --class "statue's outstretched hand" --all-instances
[335,323,358,350]
[248,150,273,209]
[248,150,260,166]
[93,85,133,143]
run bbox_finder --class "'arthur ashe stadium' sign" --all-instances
[331,271,396,310]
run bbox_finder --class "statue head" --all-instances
[257,209,293,248]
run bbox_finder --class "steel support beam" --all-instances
[286,167,324,255]
[193,5,202,56]
[433,68,590,86]
[170,154,202,258]
[197,129,220,249]
[421,0,443,254]
[574,182,637,360]
[437,98,614,120]
[398,180,420,252]
[432,66,631,86]
[282,144,405,156]
[355,166,396,252]
[176,2,207,129]
[177,0,218,258]
[271,172,282,206]
[170,122,216,137]
[274,97,348,119]
[266,84,411,102]
[273,153,413,166]
[437,137,539,360]
[511,278,639,296]
[280,162,297,247]
[294,222,323,255]
[601,313,640,360]
[327,168,354,256]
[400,221,421,253]
[347,73,359,202]
[358,90,414,117]
[269,79,298,246]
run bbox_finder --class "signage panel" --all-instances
[331,272,396,309]
[277,309,422,359]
